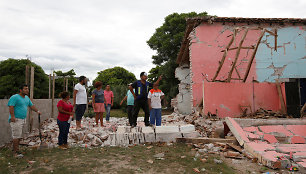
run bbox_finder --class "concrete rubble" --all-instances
[20,114,203,148]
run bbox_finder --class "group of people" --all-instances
[7,71,164,153]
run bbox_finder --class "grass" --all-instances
[0,143,236,174]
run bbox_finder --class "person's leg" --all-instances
[127,105,133,126]
[143,101,150,126]
[105,104,111,122]
[10,118,24,153]
[75,105,81,129]
[12,139,20,153]
[149,109,155,125]
[99,113,104,126]
[132,101,141,126]
[63,121,70,145]
[57,119,64,146]
[156,108,162,126]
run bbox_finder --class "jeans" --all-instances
[105,104,111,121]
[127,105,134,126]
[132,99,150,126]
[150,108,162,126]
[57,119,70,145]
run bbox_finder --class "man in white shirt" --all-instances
[73,76,87,130]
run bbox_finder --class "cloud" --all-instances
[0,0,305,83]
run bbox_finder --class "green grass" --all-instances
[0,143,236,174]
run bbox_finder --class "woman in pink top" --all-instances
[104,85,114,123]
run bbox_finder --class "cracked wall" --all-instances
[187,22,305,117]
[175,64,192,114]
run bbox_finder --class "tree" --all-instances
[147,12,209,104]
[94,67,136,87]
[0,58,49,99]
[54,69,78,97]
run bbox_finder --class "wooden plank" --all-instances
[275,79,286,114]
[212,29,237,81]
[242,30,265,82]
[221,46,254,52]
[176,137,235,144]
[227,143,243,153]
[264,29,277,36]
[227,28,249,82]
[48,74,51,99]
[29,66,34,132]
[274,29,278,51]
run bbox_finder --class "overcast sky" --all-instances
[0,0,305,83]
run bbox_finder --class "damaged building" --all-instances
[175,17,306,117]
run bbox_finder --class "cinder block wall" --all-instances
[0,99,61,146]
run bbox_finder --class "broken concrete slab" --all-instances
[259,125,293,137]
[156,132,182,143]
[290,136,306,144]
[263,134,278,144]
[180,124,195,133]
[176,137,235,144]
[225,117,250,146]
[155,126,180,133]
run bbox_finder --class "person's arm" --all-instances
[153,75,163,86]
[73,89,78,107]
[92,93,96,109]
[120,96,127,105]
[130,83,137,99]
[301,103,306,117]
[57,106,74,115]
[30,105,41,115]
[148,98,152,110]
[9,106,16,122]
[111,95,114,107]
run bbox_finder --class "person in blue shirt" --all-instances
[129,72,162,127]
[7,84,41,155]
[120,83,135,126]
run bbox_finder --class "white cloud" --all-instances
[0,0,305,83]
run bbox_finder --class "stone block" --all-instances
[180,124,195,133]
[156,132,182,143]
[116,126,126,134]
[144,133,156,143]
[116,133,129,146]
[182,131,200,138]
[155,126,179,133]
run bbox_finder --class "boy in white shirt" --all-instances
[147,84,164,126]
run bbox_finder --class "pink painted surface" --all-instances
[277,144,306,153]
[297,159,306,168]
[264,134,278,144]
[262,151,287,162]
[189,23,285,117]
[227,117,250,143]
[256,131,264,136]
[259,125,293,136]
[243,126,259,132]
[245,142,275,152]
[290,136,306,144]
[286,125,306,137]
[203,82,281,117]
[293,152,306,157]
[247,132,260,139]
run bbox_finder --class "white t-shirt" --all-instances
[74,83,87,104]
[147,89,164,109]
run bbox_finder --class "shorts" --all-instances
[10,118,26,139]
[94,103,105,113]
[75,104,87,121]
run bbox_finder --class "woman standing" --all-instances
[57,91,74,149]
[92,81,106,127]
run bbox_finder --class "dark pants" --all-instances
[57,119,70,146]
[132,99,150,126]
[75,104,87,121]
[127,105,134,126]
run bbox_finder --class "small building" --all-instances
[175,17,306,117]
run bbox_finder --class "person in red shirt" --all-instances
[57,91,74,149]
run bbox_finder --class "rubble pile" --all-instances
[241,108,291,119]
[20,114,204,148]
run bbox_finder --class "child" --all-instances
[147,84,164,126]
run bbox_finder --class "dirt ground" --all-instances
[0,143,290,174]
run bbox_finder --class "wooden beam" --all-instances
[264,29,277,36]
[275,79,286,114]
[242,30,265,82]
[48,74,51,99]
[176,137,235,144]
[29,66,34,132]
[51,72,55,118]
[221,46,255,52]
[227,28,249,82]
[25,65,30,85]
[274,29,278,51]
[212,29,237,81]
[234,67,241,79]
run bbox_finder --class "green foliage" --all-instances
[111,85,129,109]
[94,67,136,88]
[0,58,49,99]
[147,12,209,105]
[54,69,78,98]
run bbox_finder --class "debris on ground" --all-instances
[240,108,292,119]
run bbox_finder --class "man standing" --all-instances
[104,85,114,123]
[8,84,41,155]
[129,72,162,127]
[120,83,135,126]
[73,76,87,130]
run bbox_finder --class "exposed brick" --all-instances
[264,134,278,144]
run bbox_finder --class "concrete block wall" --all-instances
[0,99,61,146]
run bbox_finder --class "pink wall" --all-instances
[203,82,282,117]
[189,23,285,117]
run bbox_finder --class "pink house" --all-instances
[175,17,306,118]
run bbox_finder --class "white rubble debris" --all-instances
[20,114,207,148]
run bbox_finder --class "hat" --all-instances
[128,83,133,86]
